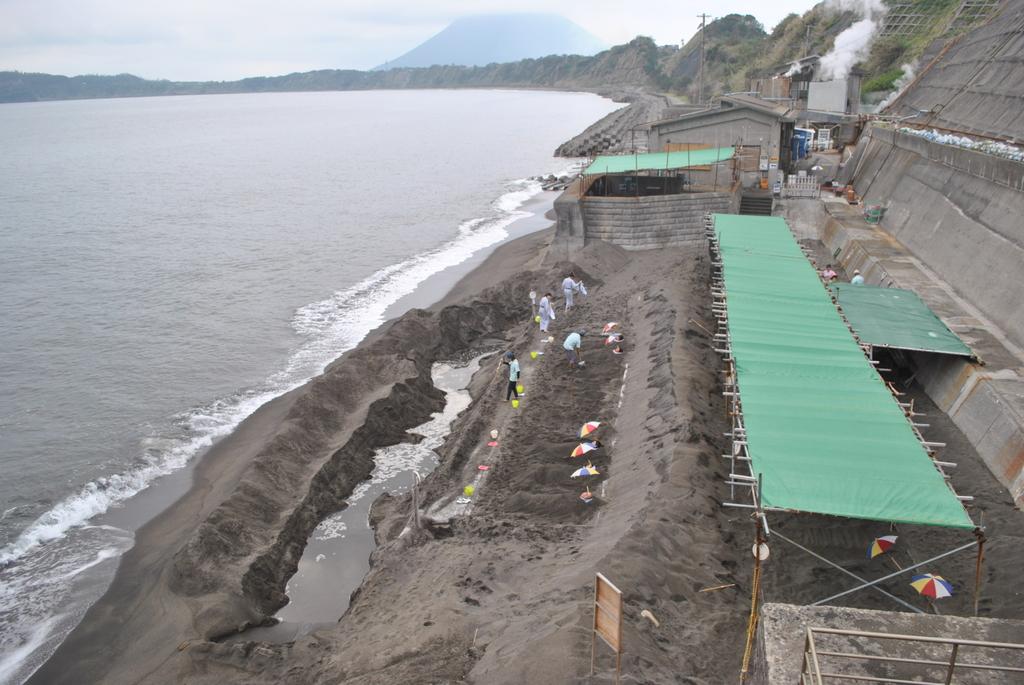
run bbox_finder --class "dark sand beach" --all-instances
[29,218,1024,684]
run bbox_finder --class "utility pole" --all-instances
[697,13,709,105]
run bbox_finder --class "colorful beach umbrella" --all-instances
[570,441,600,458]
[578,421,601,438]
[571,463,600,478]
[910,574,954,599]
[868,535,898,559]
[603,322,620,334]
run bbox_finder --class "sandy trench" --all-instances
[171,237,752,684]
[189,237,1024,684]
[29,227,1024,685]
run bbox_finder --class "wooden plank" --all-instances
[594,573,623,653]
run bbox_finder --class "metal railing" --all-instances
[800,626,1024,684]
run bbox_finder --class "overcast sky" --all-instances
[0,0,818,81]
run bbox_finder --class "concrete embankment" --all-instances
[552,179,740,258]
[554,90,672,156]
[782,175,1024,508]
[847,125,1024,349]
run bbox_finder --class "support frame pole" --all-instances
[810,539,979,608]
[772,531,924,614]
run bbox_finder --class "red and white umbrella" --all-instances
[868,535,897,559]
[570,441,600,458]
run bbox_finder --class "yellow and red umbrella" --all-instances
[603,322,620,334]
[578,421,601,438]
[868,535,897,559]
[910,574,953,599]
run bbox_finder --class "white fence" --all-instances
[784,173,821,198]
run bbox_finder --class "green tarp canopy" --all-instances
[584,147,734,175]
[833,284,973,358]
[714,214,972,529]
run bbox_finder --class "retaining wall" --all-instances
[752,603,1024,684]
[554,182,738,255]
[581,191,734,249]
[851,125,1024,350]
[819,204,1024,507]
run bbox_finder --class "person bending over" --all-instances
[563,330,585,367]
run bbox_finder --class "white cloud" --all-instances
[0,0,819,80]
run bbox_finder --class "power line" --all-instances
[696,13,704,104]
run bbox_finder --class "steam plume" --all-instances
[818,0,887,80]
[878,62,917,110]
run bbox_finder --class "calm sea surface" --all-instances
[0,89,618,683]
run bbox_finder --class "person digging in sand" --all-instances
[538,291,556,332]
[563,330,585,367]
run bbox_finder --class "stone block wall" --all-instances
[578,190,736,250]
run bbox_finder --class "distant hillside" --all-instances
[0,37,664,104]
[377,13,606,69]
[0,3,996,106]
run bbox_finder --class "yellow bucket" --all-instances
[516,384,524,394]
[530,351,538,359]
[534,315,541,323]
[463,485,475,497]
[511,399,520,409]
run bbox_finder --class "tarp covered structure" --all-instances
[833,284,973,358]
[584,147,734,175]
[713,214,972,529]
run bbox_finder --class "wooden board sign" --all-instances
[592,573,624,682]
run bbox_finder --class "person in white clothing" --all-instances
[562,271,579,312]
[538,291,556,332]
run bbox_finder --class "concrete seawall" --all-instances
[553,181,739,256]
[850,125,1024,351]
[810,199,1024,508]
[581,191,734,249]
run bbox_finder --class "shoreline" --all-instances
[25,200,1024,684]
[22,195,559,684]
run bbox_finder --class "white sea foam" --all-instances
[0,175,550,569]
[0,615,62,685]
[0,173,560,683]
[313,518,347,541]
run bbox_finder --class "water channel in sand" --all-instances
[237,355,486,642]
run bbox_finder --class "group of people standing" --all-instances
[535,271,585,333]
[502,272,592,403]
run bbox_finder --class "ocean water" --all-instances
[0,89,619,683]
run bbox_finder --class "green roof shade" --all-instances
[584,147,734,175]
[833,284,973,358]
[713,214,973,529]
